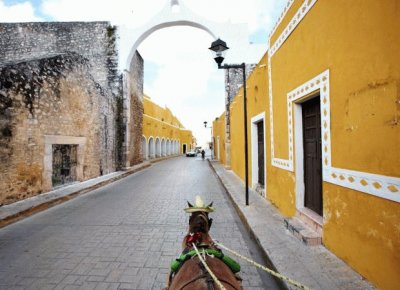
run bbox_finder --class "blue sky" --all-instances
[0,0,288,146]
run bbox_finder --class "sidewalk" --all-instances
[209,160,374,290]
[0,162,151,228]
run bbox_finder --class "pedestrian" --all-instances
[201,149,205,160]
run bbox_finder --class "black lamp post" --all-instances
[209,38,249,206]
[203,121,213,160]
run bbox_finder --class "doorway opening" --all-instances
[294,93,323,224]
[302,97,323,216]
[251,112,266,197]
[52,144,78,187]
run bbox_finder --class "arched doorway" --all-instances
[142,136,147,160]
[155,137,161,157]
[167,140,171,156]
[161,138,166,156]
[148,137,155,159]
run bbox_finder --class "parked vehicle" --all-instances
[186,151,197,157]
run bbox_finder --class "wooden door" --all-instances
[183,144,187,154]
[257,121,265,186]
[302,97,323,215]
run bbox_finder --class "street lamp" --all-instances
[209,38,249,206]
[203,121,213,160]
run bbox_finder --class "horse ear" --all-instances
[187,201,193,207]
[208,202,213,208]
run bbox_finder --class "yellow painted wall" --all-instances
[229,53,272,187]
[230,92,245,181]
[180,129,195,152]
[216,0,400,288]
[212,113,226,165]
[143,96,194,154]
[268,0,400,288]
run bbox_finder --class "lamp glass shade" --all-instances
[209,38,229,65]
[209,38,229,53]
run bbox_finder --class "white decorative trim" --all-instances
[269,0,318,57]
[325,167,400,203]
[289,70,331,171]
[143,113,184,130]
[268,0,295,39]
[266,0,400,203]
[272,68,400,203]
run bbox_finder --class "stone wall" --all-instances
[0,22,115,90]
[0,22,121,173]
[0,22,127,205]
[0,53,105,205]
[124,51,144,167]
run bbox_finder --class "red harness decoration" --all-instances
[186,232,202,246]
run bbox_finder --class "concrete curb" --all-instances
[208,160,289,290]
[0,162,151,228]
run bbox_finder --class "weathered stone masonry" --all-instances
[125,51,144,167]
[0,53,103,204]
[0,22,131,205]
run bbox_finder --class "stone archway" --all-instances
[121,0,265,168]
[119,0,264,70]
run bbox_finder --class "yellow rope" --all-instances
[214,241,310,290]
[192,243,227,290]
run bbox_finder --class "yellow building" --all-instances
[213,1,400,288]
[142,95,195,160]
[212,113,226,165]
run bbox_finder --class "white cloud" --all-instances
[0,1,42,22]
[184,0,286,34]
[41,0,165,26]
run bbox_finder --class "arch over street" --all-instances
[118,0,265,71]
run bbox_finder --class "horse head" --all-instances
[183,197,214,249]
[188,210,213,234]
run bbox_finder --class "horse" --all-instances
[166,206,243,290]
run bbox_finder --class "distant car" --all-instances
[186,151,197,157]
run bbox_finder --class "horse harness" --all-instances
[168,232,241,289]
[175,258,240,290]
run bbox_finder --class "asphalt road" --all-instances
[0,156,280,289]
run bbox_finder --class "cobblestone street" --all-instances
[0,156,279,290]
